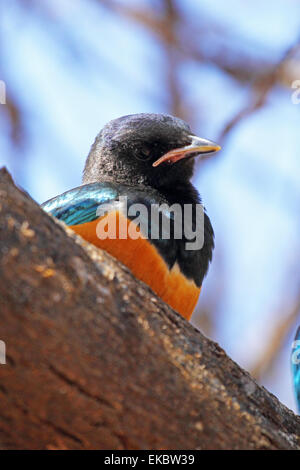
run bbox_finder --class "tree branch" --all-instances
[219,38,300,144]
[0,168,299,450]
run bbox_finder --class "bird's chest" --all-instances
[70,206,201,320]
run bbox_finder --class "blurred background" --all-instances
[1,0,300,412]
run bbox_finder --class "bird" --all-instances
[42,113,220,320]
[292,326,300,413]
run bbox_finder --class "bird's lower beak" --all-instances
[152,135,221,167]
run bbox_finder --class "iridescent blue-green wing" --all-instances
[292,326,300,413]
[41,182,119,226]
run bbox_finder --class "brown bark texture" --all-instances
[0,168,299,450]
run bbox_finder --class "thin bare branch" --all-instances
[219,38,300,144]
[250,294,300,380]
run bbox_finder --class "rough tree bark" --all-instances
[0,168,299,450]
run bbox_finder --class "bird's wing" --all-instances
[292,326,300,413]
[42,182,178,271]
[42,182,120,226]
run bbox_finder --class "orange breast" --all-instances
[71,211,200,320]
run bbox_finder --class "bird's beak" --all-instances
[152,135,221,167]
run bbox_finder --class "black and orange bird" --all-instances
[42,114,220,320]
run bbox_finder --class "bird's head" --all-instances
[83,113,221,188]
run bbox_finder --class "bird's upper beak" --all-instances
[152,135,221,167]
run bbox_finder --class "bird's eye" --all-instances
[135,145,153,161]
